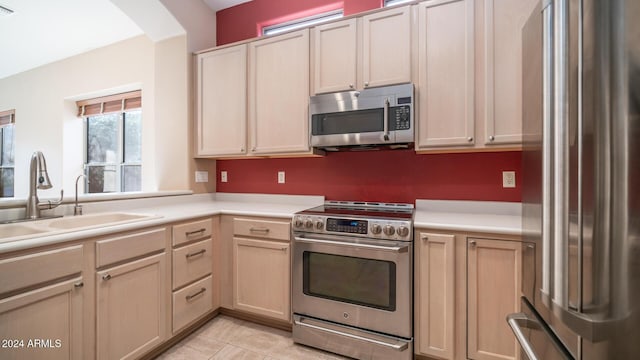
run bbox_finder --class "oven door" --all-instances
[292,232,412,339]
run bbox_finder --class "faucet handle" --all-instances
[39,189,64,210]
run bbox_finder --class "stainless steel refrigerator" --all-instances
[511,0,640,359]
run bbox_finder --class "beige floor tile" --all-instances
[210,344,266,360]
[227,322,292,355]
[197,315,249,343]
[155,343,211,360]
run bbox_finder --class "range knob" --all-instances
[397,226,410,237]
[305,219,314,229]
[370,224,382,234]
[294,217,303,228]
[383,225,396,236]
[315,220,324,230]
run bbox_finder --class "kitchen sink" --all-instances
[0,224,49,239]
[45,212,155,230]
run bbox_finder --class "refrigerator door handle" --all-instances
[507,313,540,360]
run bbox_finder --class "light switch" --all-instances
[278,171,285,184]
[502,171,516,188]
[221,171,228,183]
[195,171,209,183]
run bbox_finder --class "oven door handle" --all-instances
[383,97,390,141]
[294,236,409,253]
[294,316,409,352]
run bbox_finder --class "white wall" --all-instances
[0,34,192,200]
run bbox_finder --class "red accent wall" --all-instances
[217,150,522,203]
[215,1,522,203]
[216,0,383,45]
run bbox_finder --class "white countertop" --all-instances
[0,193,324,254]
[414,199,522,236]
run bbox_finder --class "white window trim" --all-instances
[262,9,344,36]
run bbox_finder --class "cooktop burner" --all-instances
[300,200,414,220]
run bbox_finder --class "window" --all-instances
[78,91,142,193]
[384,0,413,7]
[262,9,343,36]
[0,109,15,198]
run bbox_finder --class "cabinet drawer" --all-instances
[96,228,166,268]
[172,219,212,246]
[172,275,212,333]
[172,239,212,290]
[233,218,290,241]
[0,245,83,295]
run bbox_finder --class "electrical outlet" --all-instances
[502,171,516,188]
[221,171,228,183]
[278,171,285,184]
[195,171,209,183]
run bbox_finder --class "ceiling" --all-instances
[0,0,251,79]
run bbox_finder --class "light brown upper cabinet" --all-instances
[248,29,311,155]
[415,0,475,149]
[482,0,539,145]
[312,6,411,94]
[195,44,247,157]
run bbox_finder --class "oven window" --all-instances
[311,109,384,135]
[303,251,396,311]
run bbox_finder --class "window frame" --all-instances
[0,109,15,198]
[262,9,344,36]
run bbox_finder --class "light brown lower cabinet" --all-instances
[415,230,523,360]
[467,238,521,360]
[96,252,168,360]
[232,237,290,321]
[0,277,84,360]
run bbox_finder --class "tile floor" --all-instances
[156,315,351,360]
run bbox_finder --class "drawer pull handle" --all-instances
[102,274,112,281]
[186,249,207,259]
[469,240,477,248]
[74,282,84,288]
[250,227,270,233]
[186,287,206,301]
[186,228,206,236]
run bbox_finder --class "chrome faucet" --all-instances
[25,151,63,219]
[74,174,87,215]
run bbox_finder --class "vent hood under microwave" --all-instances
[309,83,414,150]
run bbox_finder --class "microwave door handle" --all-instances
[383,98,390,141]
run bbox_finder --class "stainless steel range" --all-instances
[291,201,414,360]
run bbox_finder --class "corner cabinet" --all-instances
[248,29,311,155]
[195,44,247,157]
[415,0,475,149]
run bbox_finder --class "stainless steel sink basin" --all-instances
[45,212,155,230]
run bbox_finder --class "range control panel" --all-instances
[292,215,413,241]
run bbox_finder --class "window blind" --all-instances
[77,90,142,117]
[0,109,14,127]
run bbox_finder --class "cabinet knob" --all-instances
[469,240,477,248]
[489,135,495,142]
[467,137,473,142]
[102,274,112,281]
[251,147,256,152]
[74,282,84,288]
[364,82,369,87]
[241,147,245,152]
[349,84,354,89]
[420,234,428,241]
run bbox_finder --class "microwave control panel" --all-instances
[391,105,411,130]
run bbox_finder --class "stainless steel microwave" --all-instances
[309,83,414,149]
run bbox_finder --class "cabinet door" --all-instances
[361,6,412,89]
[415,233,455,359]
[416,0,475,149]
[483,0,538,145]
[96,253,167,360]
[0,278,83,360]
[467,238,521,360]
[248,29,310,155]
[233,237,290,321]
[313,18,357,94]
[196,44,247,157]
